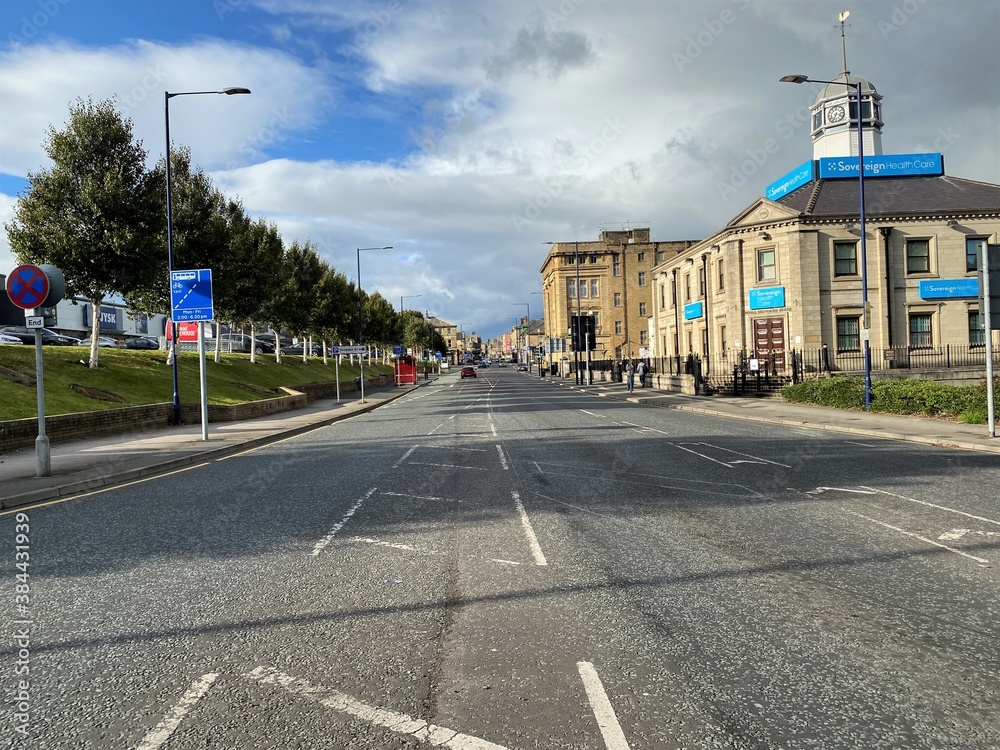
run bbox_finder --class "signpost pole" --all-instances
[33,326,50,476]
[335,355,341,403]
[981,242,996,438]
[198,321,209,441]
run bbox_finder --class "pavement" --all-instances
[2,371,999,510]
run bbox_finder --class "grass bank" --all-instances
[0,346,390,421]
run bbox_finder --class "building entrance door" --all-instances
[753,317,786,372]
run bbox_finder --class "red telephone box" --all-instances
[393,355,417,385]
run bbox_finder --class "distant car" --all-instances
[498,361,507,368]
[0,326,76,345]
[73,335,118,347]
[478,361,489,368]
[0,332,24,345]
[125,336,160,350]
[280,343,325,357]
[219,334,275,354]
[516,363,528,372]
[460,366,477,378]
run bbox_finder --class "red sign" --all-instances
[166,321,201,342]
[5,265,49,309]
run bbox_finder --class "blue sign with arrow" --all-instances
[170,269,214,322]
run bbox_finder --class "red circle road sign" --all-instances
[5,265,50,310]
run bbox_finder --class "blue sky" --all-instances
[2,0,998,339]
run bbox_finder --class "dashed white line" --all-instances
[577,662,631,750]
[843,508,989,565]
[490,423,497,437]
[409,462,487,471]
[427,423,444,435]
[348,536,522,566]
[246,666,509,749]
[136,673,219,750]
[513,491,547,566]
[312,488,377,556]
[496,444,509,470]
[580,409,605,418]
[868,487,1000,527]
[393,446,419,468]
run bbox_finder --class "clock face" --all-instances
[828,105,846,123]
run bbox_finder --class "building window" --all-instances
[567,255,575,265]
[592,311,600,328]
[699,266,706,297]
[685,275,691,302]
[718,259,725,290]
[720,324,727,354]
[967,237,987,273]
[906,239,930,274]
[567,278,576,298]
[590,279,599,297]
[581,280,591,298]
[639,330,648,345]
[969,311,985,346]
[638,271,646,287]
[834,241,857,276]
[613,292,621,307]
[671,280,677,306]
[659,283,666,310]
[656,251,665,262]
[613,260,621,277]
[701,328,708,357]
[590,254,598,264]
[758,249,776,281]
[639,302,647,316]
[637,252,645,262]
[614,320,623,335]
[909,313,932,348]
[836,316,860,352]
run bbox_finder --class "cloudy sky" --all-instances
[2,0,998,338]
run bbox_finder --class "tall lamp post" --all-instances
[545,241,582,384]
[780,74,871,410]
[357,245,393,403]
[513,302,529,371]
[400,294,421,312]
[164,87,250,426]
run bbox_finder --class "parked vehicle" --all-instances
[0,326,76,345]
[280,343,325,357]
[219,334,275,354]
[124,336,160,350]
[0,332,24,345]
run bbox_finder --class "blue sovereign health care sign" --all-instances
[918,278,978,299]
[683,301,704,320]
[749,286,785,311]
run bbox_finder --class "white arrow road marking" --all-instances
[245,666,509,749]
[136,673,219,750]
[577,662,631,750]
[513,491,547,566]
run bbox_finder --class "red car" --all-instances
[460,366,477,378]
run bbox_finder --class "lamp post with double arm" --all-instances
[164,87,251,426]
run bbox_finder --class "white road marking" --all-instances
[136,673,219,750]
[312,488,377,556]
[381,492,457,502]
[868,488,1000,527]
[427,423,445,435]
[450,446,488,452]
[580,409,604,418]
[393,446,419,468]
[577,662,631,750]
[348,536,521,566]
[845,440,881,447]
[490,423,497,437]
[685,442,792,468]
[245,666,509,749]
[806,487,880,496]
[513,491,547,566]
[663,442,733,467]
[939,528,1000,542]
[843,508,989,565]
[533,461,543,474]
[496,444,509,470]
[409,462,487,471]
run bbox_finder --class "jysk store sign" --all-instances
[919,278,978,299]
[83,304,120,329]
[749,286,785,310]
[683,301,704,320]
[818,152,943,180]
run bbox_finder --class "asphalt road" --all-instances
[3,367,999,748]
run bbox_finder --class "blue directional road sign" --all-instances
[170,269,214,322]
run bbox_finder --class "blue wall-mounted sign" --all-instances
[919,278,978,299]
[683,301,704,320]
[765,160,815,201]
[818,152,943,179]
[749,286,786,310]
[82,305,120,329]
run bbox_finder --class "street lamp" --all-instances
[357,245,393,403]
[400,294,421,312]
[165,87,250,426]
[780,74,871,410]
[545,241,583,384]
[513,302,529,371]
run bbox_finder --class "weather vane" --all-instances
[838,10,851,76]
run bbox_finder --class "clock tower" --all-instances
[809,72,884,159]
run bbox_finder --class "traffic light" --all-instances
[570,315,596,352]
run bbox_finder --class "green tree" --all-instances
[314,265,355,349]
[362,292,399,359]
[5,97,160,367]
[271,240,324,362]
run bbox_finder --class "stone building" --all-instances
[649,70,1000,380]
[539,227,698,367]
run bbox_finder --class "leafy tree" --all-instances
[270,240,324,362]
[314,265,355,349]
[362,292,399,359]
[5,97,160,367]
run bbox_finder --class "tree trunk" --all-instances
[88,296,102,368]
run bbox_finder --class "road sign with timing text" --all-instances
[170,269,214,322]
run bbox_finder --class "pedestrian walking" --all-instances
[637,360,646,388]
[625,361,635,393]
